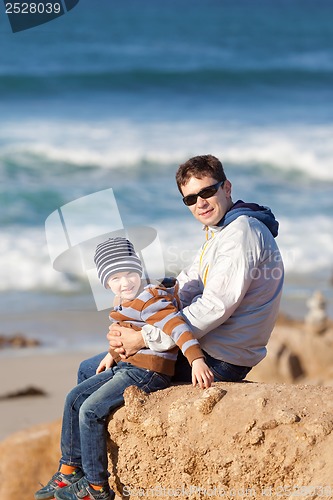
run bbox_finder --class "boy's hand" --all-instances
[191,358,214,389]
[96,353,114,374]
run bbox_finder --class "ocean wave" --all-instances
[1,119,333,181]
[0,66,333,97]
[1,214,332,295]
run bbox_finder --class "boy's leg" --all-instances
[77,351,109,384]
[35,369,117,500]
[61,362,170,490]
[60,368,118,468]
[34,469,85,500]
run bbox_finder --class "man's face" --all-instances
[181,175,232,226]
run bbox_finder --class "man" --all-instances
[81,154,284,383]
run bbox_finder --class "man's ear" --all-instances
[224,180,232,197]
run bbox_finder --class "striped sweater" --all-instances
[109,283,204,376]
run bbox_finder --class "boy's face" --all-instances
[107,271,141,301]
[181,175,232,227]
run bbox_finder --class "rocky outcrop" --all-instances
[106,382,333,500]
[305,290,328,335]
[0,420,61,500]
[251,319,333,385]
[0,332,40,349]
[1,382,333,500]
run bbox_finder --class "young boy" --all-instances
[35,237,213,500]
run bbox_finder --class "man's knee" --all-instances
[77,358,92,384]
[77,352,108,384]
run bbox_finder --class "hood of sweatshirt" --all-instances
[215,200,279,237]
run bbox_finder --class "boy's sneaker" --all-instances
[55,476,115,500]
[35,469,84,500]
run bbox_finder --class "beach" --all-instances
[0,351,91,441]
[0,303,110,441]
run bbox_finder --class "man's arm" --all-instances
[145,220,264,344]
[107,322,176,358]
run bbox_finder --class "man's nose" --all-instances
[196,196,208,207]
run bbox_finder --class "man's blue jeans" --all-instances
[61,361,170,486]
[173,350,251,382]
[78,350,251,386]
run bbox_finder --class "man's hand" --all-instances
[96,352,114,374]
[107,323,146,358]
[191,358,214,389]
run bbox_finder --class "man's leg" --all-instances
[172,351,192,383]
[203,351,252,382]
[172,351,251,384]
[77,351,108,384]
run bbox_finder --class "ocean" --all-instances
[1,0,333,352]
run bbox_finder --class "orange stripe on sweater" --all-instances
[169,329,196,348]
[143,302,176,325]
[161,316,186,336]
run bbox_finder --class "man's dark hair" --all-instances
[176,155,227,194]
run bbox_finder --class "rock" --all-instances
[0,420,62,500]
[193,386,227,414]
[124,385,149,423]
[107,382,333,499]
[0,386,47,401]
[305,290,328,335]
[2,382,333,500]
[0,333,40,349]
[251,320,333,384]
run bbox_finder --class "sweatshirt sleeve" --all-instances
[141,324,176,352]
[181,219,262,338]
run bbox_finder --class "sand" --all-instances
[0,350,96,441]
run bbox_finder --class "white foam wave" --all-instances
[1,211,332,295]
[156,215,333,278]
[277,215,333,275]
[1,118,333,181]
[0,227,83,293]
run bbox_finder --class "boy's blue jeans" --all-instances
[61,361,170,486]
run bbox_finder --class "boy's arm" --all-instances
[141,293,203,366]
[96,352,114,373]
[141,293,213,388]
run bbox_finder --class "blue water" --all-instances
[1,0,333,341]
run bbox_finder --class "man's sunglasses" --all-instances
[182,181,225,206]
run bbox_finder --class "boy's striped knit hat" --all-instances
[94,237,143,288]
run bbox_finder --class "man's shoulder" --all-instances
[215,215,274,251]
[216,214,254,237]
[222,214,272,235]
